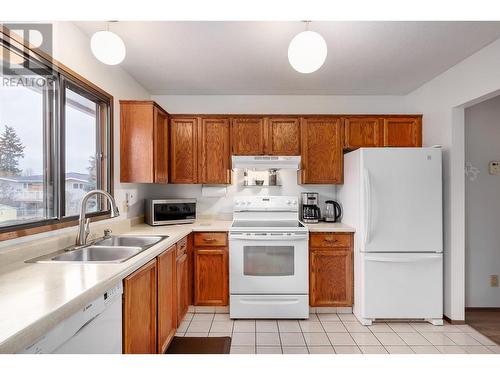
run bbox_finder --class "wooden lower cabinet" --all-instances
[123,259,157,354]
[157,245,176,354]
[194,232,229,306]
[176,246,189,323]
[309,233,353,307]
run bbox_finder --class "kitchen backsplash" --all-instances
[145,170,336,220]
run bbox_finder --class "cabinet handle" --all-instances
[324,238,338,243]
[204,238,217,242]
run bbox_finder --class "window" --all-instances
[0,33,112,235]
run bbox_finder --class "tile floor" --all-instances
[175,308,500,354]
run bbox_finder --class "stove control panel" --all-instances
[234,196,298,212]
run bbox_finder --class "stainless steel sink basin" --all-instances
[94,235,164,248]
[27,235,168,264]
[49,246,142,263]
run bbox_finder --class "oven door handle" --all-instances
[229,233,308,241]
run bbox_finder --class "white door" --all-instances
[229,234,308,294]
[362,252,443,319]
[360,148,442,253]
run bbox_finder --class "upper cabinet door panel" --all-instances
[383,117,422,147]
[300,117,343,184]
[231,117,265,155]
[344,117,383,149]
[266,117,300,155]
[199,118,231,184]
[170,117,198,184]
[153,107,169,184]
[120,102,154,183]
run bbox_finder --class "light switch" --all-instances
[489,161,500,175]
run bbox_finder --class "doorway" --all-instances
[464,94,500,344]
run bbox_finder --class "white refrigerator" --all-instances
[338,148,443,326]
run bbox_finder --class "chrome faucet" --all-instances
[76,189,120,246]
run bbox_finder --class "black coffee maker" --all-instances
[300,192,321,223]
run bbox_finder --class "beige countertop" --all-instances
[304,222,356,232]
[0,218,353,353]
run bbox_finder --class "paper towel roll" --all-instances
[201,185,227,197]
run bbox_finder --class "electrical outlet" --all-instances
[490,275,499,288]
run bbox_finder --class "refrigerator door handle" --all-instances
[364,254,442,263]
[363,168,372,245]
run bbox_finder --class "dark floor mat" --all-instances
[165,336,231,354]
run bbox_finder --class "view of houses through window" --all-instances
[0,43,107,229]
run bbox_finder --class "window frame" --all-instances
[0,26,114,240]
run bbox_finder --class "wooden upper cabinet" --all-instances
[198,118,231,184]
[170,117,198,183]
[123,259,157,354]
[344,117,383,150]
[153,107,169,183]
[383,116,422,147]
[120,101,169,183]
[157,246,176,354]
[265,117,300,155]
[299,117,343,184]
[231,117,265,155]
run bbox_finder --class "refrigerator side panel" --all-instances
[337,150,363,319]
[361,148,443,253]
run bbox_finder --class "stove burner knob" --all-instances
[286,200,291,205]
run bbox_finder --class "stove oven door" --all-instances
[229,233,309,294]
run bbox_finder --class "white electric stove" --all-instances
[229,196,309,319]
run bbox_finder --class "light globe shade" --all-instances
[288,30,327,73]
[90,31,126,65]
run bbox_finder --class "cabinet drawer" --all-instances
[310,233,353,248]
[177,236,188,257]
[194,232,227,247]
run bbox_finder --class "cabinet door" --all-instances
[344,117,383,149]
[176,252,189,323]
[157,245,176,354]
[194,248,228,306]
[198,118,231,184]
[170,117,198,183]
[383,117,422,147]
[309,248,353,307]
[231,117,265,155]
[265,117,300,155]
[300,117,343,184]
[153,107,169,183]
[120,102,154,183]
[123,259,157,354]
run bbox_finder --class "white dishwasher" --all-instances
[19,283,123,354]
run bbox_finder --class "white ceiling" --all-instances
[76,21,500,95]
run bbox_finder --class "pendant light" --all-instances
[91,22,126,65]
[288,21,327,74]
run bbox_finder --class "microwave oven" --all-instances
[145,199,196,226]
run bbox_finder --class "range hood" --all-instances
[231,155,301,170]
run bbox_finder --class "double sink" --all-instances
[28,235,168,264]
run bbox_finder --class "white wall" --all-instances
[148,94,411,218]
[465,95,500,307]
[52,22,151,218]
[405,37,500,320]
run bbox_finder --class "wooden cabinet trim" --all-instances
[198,117,231,184]
[310,233,353,248]
[230,117,265,155]
[265,117,301,155]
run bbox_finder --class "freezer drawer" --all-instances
[361,253,442,319]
